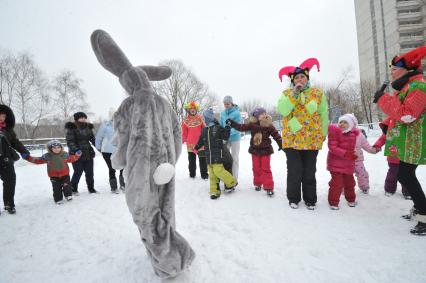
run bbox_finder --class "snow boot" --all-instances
[306,203,316,210]
[289,202,299,209]
[410,222,426,236]
[5,206,16,214]
[110,178,119,194]
[255,186,262,191]
[56,200,64,205]
[210,193,220,200]
[384,192,394,197]
[66,196,73,201]
[347,201,357,207]
[330,205,339,210]
[266,190,274,197]
[402,207,417,221]
[224,185,235,193]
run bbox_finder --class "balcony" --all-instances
[400,35,424,44]
[396,0,422,10]
[398,23,424,32]
[397,11,423,22]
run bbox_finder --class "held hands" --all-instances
[192,149,199,155]
[20,153,30,160]
[373,146,382,154]
[344,151,358,161]
[225,119,234,127]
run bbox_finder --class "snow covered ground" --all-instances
[1,131,426,283]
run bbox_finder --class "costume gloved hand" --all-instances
[20,153,30,159]
[373,81,389,104]
[344,151,357,160]
[75,150,82,156]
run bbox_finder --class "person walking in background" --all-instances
[181,101,208,180]
[276,58,328,210]
[227,107,282,197]
[220,95,241,182]
[0,105,30,214]
[21,140,81,204]
[373,46,426,235]
[373,117,410,199]
[327,114,359,210]
[65,111,97,195]
[96,117,125,193]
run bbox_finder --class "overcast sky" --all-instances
[0,0,360,119]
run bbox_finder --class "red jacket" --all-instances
[28,151,80,178]
[181,114,205,152]
[327,124,359,175]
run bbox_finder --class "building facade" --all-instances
[354,0,426,87]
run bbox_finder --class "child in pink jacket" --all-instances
[327,114,360,210]
[373,117,410,199]
[345,114,379,194]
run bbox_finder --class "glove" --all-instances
[373,90,385,104]
[277,141,283,151]
[20,153,30,159]
[75,150,82,156]
[344,151,357,161]
[225,119,234,126]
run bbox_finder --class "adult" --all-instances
[219,95,241,181]
[181,101,208,179]
[277,58,329,210]
[65,112,97,194]
[373,46,426,235]
[96,117,125,193]
[0,105,30,214]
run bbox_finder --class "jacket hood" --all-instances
[0,104,15,129]
[65,121,94,130]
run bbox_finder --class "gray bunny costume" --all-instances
[90,30,195,278]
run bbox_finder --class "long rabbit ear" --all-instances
[91,29,132,77]
[139,66,172,81]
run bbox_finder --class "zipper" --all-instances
[208,127,212,162]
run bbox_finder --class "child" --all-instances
[181,101,208,180]
[22,140,81,204]
[373,117,410,199]
[327,114,360,210]
[194,108,237,199]
[227,107,282,197]
[345,114,379,194]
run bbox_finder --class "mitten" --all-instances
[20,153,30,159]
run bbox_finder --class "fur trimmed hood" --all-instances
[0,104,15,129]
[65,121,94,130]
[249,114,273,127]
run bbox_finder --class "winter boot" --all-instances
[210,193,221,200]
[266,190,274,197]
[384,192,394,197]
[110,178,119,193]
[5,206,16,214]
[201,173,209,180]
[305,202,316,210]
[402,207,418,220]
[410,222,426,236]
[255,186,262,191]
[347,201,357,207]
[224,185,235,193]
[330,205,339,210]
[289,202,299,209]
[56,200,64,205]
[403,194,412,200]
[119,174,125,191]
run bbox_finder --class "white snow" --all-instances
[1,132,426,283]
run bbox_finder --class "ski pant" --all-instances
[102,152,124,180]
[354,160,370,191]
[284,148,318,204]
[208,164,237,195]
[385,162,408,196]
[226,140,240,180]
[252,154,274,190]
[398,161,426,215]
[71,158,94,192]
[328,171,356,206]
[0,161,16,208]
[187,151,208,178]
[50,175,73,202]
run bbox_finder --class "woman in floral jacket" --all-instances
[276,58,328,210]
[374,46,426,235]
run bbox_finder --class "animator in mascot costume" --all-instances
[90,29,195,278]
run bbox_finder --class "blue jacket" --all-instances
[95,120,116,153]
[220,105,242,142]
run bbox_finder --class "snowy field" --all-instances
[1,131,426,283]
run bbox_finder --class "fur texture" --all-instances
[90,29,194,278]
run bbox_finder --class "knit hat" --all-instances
[203,108,215,125]
[223,96,233,104]
[47,139,63,150]
[338,114,355,133]
[251,107,266,119]
[73,111,87,121]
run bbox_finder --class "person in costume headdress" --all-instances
[181,101,208,179]
[276,58,329,210]
[373,45,426,235]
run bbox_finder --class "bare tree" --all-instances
[51,69,89,121]
[0,51,19,106]
[153,59,219,121]
[239,99,264,114]
[358,79,381,128]
[12,53,51,138]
